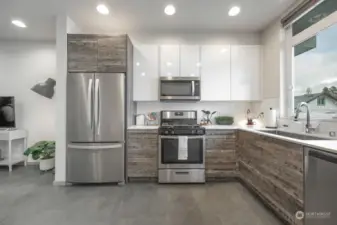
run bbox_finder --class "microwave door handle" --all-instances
[191,81,195,96]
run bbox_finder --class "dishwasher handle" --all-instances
[309,149,337,164]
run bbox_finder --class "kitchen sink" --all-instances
[258,130,329,140]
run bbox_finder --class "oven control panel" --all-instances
[159,127,205,136]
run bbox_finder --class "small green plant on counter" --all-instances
[215,116,234,125]
[24,141,55,160]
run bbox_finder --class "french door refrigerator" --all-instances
[66,73,125,184]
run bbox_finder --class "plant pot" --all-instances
[39,158,55,171]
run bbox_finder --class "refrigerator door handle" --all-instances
[68,144,123,150]
[95,78,100,135]
[88,78,93,130]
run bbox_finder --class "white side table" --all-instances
[0,129,27,172]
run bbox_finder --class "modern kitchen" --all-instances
[1,0,337,225]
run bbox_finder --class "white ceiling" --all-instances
[0,0,297,41]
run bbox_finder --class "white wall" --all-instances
[261,21,282,99]
[137,102,253,125]
[0,40,56,146]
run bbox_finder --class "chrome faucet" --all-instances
[294,102,314,133]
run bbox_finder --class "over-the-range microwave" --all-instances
[160,77,201,101]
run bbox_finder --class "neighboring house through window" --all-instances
[317,96,326,106]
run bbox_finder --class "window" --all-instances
[317,96,326,106]
[284,0,337,118]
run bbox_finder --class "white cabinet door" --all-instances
[201,45,231,101]
[133,45,159,101]
[231,45,262,101]
[180,45,200,77]
[160,45,180,77]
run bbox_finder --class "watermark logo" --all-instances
[296,211,304,220]
[295,211,331,220]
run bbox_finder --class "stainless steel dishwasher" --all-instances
[305,147,337,225]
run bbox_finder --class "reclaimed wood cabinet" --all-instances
[127,129,158,180]
[68,34,128,73]
[67,34,98,72]
[237,130,304,225]
[205,130,237,180]
[97,35,127,72]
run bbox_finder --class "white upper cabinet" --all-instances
[160,45,180,77]
[231,45,262,101]
[180,45,201,77]
[133,45,159,101]
[201,45,231,101]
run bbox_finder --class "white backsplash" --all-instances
[136,101,254,124]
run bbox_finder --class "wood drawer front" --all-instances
[206,149,236,170]
[206,135,235,150]
[206,130,236,136]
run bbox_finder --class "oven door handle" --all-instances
[160,136,204,139]
[191,81,195,96]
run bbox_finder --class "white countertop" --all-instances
[238,127,337,154]
[127,124,337,154]
[304,140,337,153]
[128,125,159,130]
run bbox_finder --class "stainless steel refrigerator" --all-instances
[66,73,125,184]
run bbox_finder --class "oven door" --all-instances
[159,136,205,169]
[160,78,200,101]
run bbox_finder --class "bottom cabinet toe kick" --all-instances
[127,128,307,224]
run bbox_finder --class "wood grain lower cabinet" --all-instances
[237,130,304,225]
[97,35,127,72]
[67,34,98,72]
[127,129,158,179]
[205,130,237,179]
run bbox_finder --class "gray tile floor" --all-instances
[0,166,283,225]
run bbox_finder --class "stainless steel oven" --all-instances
[158,110,205,183]
[159,136,205,169]
[160,77,201,101]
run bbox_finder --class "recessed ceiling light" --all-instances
[165,4,176,16]
[141,72,146,76]
[166,62,172,67]
[96,4,109,15]
[136,62,140,66]
[190,73,195,77]
[228,6,241,16]
[12,20,26,28]
[196,62,201,67]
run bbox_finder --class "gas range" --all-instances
[159,125,205,136]
[158,110,205,184]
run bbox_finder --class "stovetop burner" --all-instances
[159,110,205,135]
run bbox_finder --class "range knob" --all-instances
[164,130,169,135]
[191,130,196,134]
[171,131,175,135]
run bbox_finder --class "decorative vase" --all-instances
[39,158,55,171]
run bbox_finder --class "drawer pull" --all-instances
[175,171,189,175]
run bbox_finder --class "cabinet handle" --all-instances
[175,171,189,175]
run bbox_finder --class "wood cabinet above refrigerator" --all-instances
[67,34,128,73]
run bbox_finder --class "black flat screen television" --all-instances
[0,97,16,128]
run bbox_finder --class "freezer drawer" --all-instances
[66,143,125,183]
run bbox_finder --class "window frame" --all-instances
[283,0,337,118]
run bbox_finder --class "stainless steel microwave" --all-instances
[160,77,201,101]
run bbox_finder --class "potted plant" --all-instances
[24,141,55,171]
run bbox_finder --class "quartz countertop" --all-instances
[128,125,159,130]
[127,124,337,154]
[239,127,337,154]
